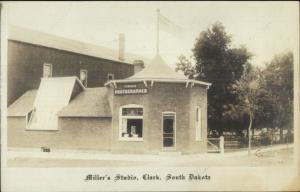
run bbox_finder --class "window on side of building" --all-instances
[107,73,114,81]
[43,63,52,78]
[26,108,35,129]
[119,104,143,141]
[196,107,202,141]
[80,69,88,87]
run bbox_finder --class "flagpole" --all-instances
[156,8,160,56]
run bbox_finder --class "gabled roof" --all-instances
[58,88,112,118]
[8,25,150,65]
[7,90,37,117]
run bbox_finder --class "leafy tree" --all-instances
[176,22,293,141]
[225,50,293,150]
[224,65,270,153]
[262,51,293,139]
[191,22,252,135]
[175,55,196,79]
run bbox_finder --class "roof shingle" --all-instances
[7,90,37,117]
[58,87,112,118]
[127,55,187,80]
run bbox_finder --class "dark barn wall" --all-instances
[7,40,134,105]
[7,117,112,151]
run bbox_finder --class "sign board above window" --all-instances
[114,88,148,95]
[122,108,143,116]
[120,83,145,89]
[124,84,137,88]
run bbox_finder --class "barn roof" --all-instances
[7,90,37,117]
[8,25,150,65]
[58,87,112,118]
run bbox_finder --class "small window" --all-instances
[43,63,52,78]
[80,69,88,87]
[119,105,143,141]
[26,108,36,129]
[107,73,114,81]
[196,107,202,141]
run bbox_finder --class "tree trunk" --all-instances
[248,114,253,156]
[279,127,283,143]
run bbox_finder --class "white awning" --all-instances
[28,77,84,130]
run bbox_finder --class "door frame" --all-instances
[161,111,176,150]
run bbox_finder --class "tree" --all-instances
[225,65,269,154]
[262,51,293,140]
[176,22,293,142]
[192,22,252,135]
[175,55,196,79]
[224,51,293,152]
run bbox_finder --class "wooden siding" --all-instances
[7,40,134,105]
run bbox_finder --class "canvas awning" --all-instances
[27,77,85,130]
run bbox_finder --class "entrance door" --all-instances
[162,112,176,149]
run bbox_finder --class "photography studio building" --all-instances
[7,26,211,154]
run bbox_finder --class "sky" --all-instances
[3,1,299,69]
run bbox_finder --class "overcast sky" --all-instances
[4,1,299,68]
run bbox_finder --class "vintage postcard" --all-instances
[1,1,299,191]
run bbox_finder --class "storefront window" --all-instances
[119,105,143,141]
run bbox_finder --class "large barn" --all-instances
[7,26,147,105]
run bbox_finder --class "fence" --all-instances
[240,133,293,148]
[207,136,224,153]
[207,132,293,153]
[225,132,293,151]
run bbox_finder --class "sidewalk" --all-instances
[7,144,293,163]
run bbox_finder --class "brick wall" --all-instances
[8,117,112,151]
[188,86,208,153]
[110,83,150,154]
[109,82,208,154]
[7,83,208,154]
